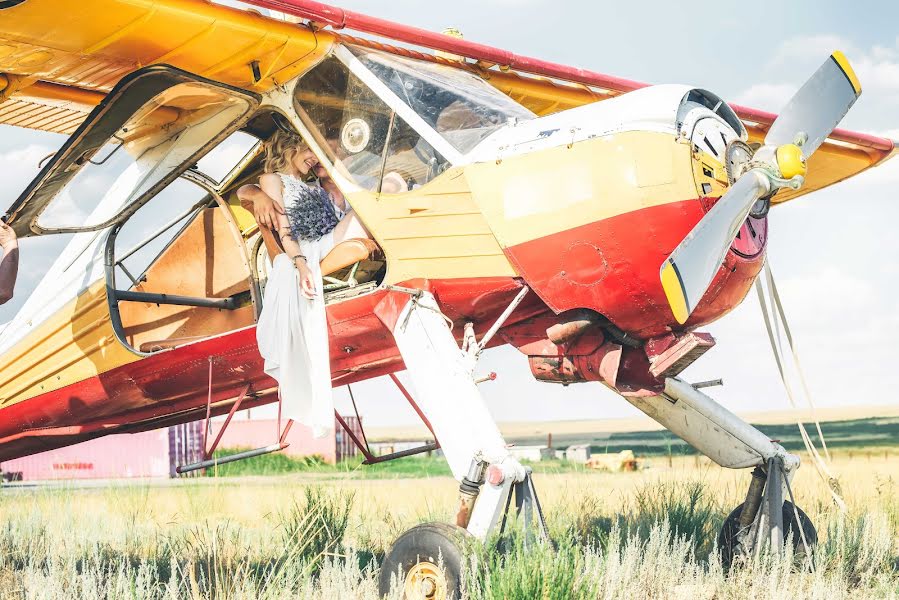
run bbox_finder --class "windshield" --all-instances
[293,53,451,193]
[348,46,535,154]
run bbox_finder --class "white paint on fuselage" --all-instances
[464,84,739,165]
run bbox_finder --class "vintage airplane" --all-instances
[0,0,895,596]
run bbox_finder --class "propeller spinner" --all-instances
[660,52,862,324]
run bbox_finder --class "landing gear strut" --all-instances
[624,379,819,566]
[375,289,544,598]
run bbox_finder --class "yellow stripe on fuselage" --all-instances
[0,280,140,409]
[462,130,697,249]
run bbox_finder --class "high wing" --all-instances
[0,0,323,135]
[0,0,893,202]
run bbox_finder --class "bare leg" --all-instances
[331,212,370,243]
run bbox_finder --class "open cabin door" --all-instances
[3,65,259,236]
[0,65,260,361]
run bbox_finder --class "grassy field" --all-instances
[1,451,897,598]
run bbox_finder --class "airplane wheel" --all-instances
[718,500,817,568]
[378,522,468,599]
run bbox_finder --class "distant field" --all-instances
[204,450,596,478]
[573,417,899,457]
[369,414,899,457]
[367,404,899,443]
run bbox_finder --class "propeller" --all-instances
[660,51,862,325]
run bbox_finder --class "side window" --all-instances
[111,177,208,291]
[293,54,447,193]
[294,55,390,191]
[32,78,255,232]
[193,131,259,186]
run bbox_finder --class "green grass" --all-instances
[203,450,454,478]
[204,451,591,479]
[0,479,896,598]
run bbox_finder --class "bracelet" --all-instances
[291,254,307,263]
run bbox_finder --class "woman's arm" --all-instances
[259,174,317,299]
[237,184,283,230]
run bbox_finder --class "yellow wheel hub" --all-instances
[776,143,807,179]
[403,561,448,600]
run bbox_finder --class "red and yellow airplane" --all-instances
[0,0,894,595]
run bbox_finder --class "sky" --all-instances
[1,0,897,430]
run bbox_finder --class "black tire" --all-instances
[718,500,817,569]
[378,522,469,599]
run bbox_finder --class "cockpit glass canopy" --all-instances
[349,46,535,154]
[292,45,534,193]
[294,52,451,193]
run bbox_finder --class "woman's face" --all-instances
[291,146,319,176]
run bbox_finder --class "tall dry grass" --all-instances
[0,453,896,598]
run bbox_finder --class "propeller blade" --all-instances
[764,51,861,158]
[660,52,861,325]
[660,171,770,324]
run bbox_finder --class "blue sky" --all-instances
[1,1,897,427]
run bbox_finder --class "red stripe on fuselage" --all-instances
[0,277,543,461]
[504,199,765,339]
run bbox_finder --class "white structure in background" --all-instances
[565,444,591,463]
[508,446,555,462]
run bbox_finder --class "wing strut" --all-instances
[175,359,293,474]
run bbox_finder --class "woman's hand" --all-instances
[253,189,284,230]
[295,258,317,299]
[0,223,17,252]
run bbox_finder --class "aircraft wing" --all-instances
[0,0,325,135]
[731,103,896,205]
[1,0,892,202]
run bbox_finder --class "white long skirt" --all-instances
[256,235,334,438]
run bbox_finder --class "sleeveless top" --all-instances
[279,174,343,242]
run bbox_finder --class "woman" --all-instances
[252,130,367,437]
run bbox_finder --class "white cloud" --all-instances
[734,83,795,112]
[736,34,899,130]
[768,35,856,68]
[0,144,55,203]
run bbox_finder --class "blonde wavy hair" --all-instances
[263,129,310,174]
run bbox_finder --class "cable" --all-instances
[755,260,845,511]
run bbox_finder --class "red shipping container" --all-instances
[1,416,361,481]
[1,429,171,481]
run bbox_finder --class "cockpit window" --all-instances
[35,81,254,232]
[293,53,450,193]
[349,46,535,154]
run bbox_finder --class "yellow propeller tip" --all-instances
[660,261,690,325]
[831,50,862,95]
